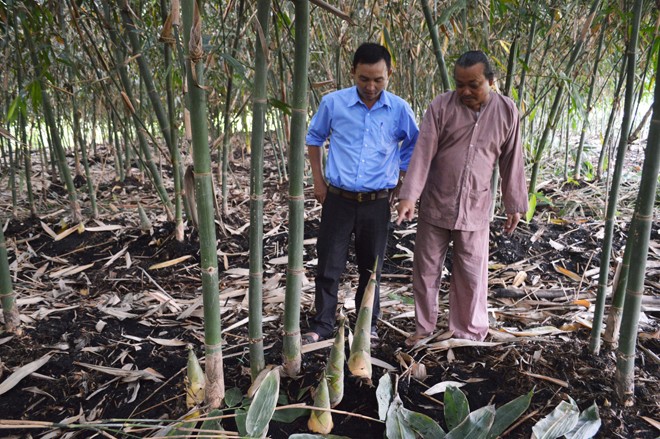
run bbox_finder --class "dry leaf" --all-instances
[0,354,52,396]
[149,255,193,270]
[554,265,582,282]
[424,380,466,395]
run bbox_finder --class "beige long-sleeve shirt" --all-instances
[399,91,528,231]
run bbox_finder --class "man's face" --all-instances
[454,63,493,111]
[352,60,391,107]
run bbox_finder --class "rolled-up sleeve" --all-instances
[305,98,332,147]
[397,103,419,171]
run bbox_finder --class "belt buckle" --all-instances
[356,192,364,202]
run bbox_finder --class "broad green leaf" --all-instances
[446,405,496,439]
[245,367,280,438]
[444,385,470,431]
[165,420,197,437]
[526,193,537,223]
[376,373,394,421]
[403,408,446,438]
[271,407,309,423]
[385,396,416,439]
[235,406,247,437]
[269,98,292,116]
[289,435,351,439]
[565,402,601,439]
[224,387,244,408]
[531,399,579,439]
[199,408,224,434]
[487,390,533,439]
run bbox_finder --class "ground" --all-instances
[0,145,658,438]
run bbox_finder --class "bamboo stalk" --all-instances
[182,0,225,408]
[282,0,310,378]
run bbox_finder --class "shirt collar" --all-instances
[348,86,392,109]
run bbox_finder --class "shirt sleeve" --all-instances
[398,101,440,202]
[398,102,419,171]
[498,105,529,214]
[305,96,332,147]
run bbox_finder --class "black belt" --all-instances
[328,185,389,202]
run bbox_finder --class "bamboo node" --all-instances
[288,195,305,201]
[205,341,223,354]
[249,271,263,278]
[249,337,264,344]
[283,330,301,337]
[250,194,264,201]
[287,268,305,275]
[633,212,653,220]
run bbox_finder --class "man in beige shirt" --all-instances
[396,51,528,345]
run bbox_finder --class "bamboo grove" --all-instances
[0,0,658,414]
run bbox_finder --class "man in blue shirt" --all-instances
[303,43,419,344]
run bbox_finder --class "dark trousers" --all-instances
[311,191,389,338]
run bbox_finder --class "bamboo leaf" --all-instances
[424,380,466,396]
[385,395,417,439]
[149,255,193,270]
[444,385,470,430]
[565,402,601,439]
[289,435,351,439]
[531,398,580,439]
[246,367,280,438]
[487,390,533,439]
[403,409,446,438]
[446,405,496,439]
[271,407,309,423]
[376,373,393,421]
[526,193,537,223]
[0,354,52,396]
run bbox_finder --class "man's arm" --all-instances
[307,146,327,204]
[499,104,528,234]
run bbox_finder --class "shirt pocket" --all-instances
[373,119,398,156]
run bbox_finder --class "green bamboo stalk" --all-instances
[528,0,601,194]
[0,224,20,332]
[182,0,225,409]
[573,22,606,180]
[220,0,246,215]
[160,0,185,241]
[590,0,642,355]
[282,0,309,378]
[102,2,174,218]
[247,0,271,381]
[23,18,81,222]
[420,0,451,91]
[596,55,627,180]
[61,0,98,220]
[615,26,660,405]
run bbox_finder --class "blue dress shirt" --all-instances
[306,86,419,192]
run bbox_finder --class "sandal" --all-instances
[404,332,431,348]
[302,332,322,345]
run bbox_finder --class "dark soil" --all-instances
[0,149,658,438]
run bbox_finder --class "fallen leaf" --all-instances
[424,380,466,395]
[149,255,193,270]
[0,354,52,396]
[554,264,582,282]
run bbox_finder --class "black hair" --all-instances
[353,43,392,70]
[455,50,495,81]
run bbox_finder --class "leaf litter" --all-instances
[0,143,658,438]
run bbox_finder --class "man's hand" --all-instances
[313,179,328,204]
[503,212,521,235]
[396,199,416,225]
